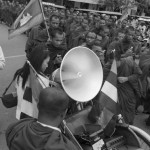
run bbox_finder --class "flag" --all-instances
[30,67,47,103]
[16,66,49,119]
[8,0,44,39]
[98,59,119,128]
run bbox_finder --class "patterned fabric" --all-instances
[8,0,44,39]
[16,69,49,120]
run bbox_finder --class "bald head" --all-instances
[38,87,69,119]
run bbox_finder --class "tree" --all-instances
[136,0,148,15]
[104,0,114,11]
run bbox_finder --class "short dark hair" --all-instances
[49,14,60,22]
[29,44,49,72]
[50,27,64,39]
[38,87,69,119]
[14,44,49,88]
[86,31,97,39]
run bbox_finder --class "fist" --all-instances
[118,77,128,83]
[54,55,62,64]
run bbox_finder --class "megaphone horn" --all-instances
[53,46,103,102]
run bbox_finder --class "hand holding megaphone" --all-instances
[54,55,63,65]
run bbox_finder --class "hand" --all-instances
[49,80,61,88]
[54,55,62,64]
[118,77,128,83]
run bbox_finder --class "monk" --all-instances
[117,56,142,124]
[106,51,142,124]
[89,51,142,125]
[5,87,79,150]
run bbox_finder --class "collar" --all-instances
[37,121,61,133]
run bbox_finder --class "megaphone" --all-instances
[53,46,103,102]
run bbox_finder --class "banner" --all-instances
[8,0,44,39]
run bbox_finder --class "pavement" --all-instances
[0,24,149,150]
[0,24,26,150]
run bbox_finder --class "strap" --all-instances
[2,78,14,96]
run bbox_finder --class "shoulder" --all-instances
[109,41,119,47]
[121,57,135,67]
[6,118,34,133]
[6,118,35,147]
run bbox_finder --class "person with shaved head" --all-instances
[6,87,78,150]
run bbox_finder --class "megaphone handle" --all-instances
[77,102,84,110]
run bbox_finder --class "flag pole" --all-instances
[27,60,47,88]
[62,120,84,150]
[38,0,51,41]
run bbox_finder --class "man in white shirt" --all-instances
[0,46,5,70]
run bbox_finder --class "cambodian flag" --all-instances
[8,0,44,39]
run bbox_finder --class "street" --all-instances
[0,24,149,149]
[0,24,26,150]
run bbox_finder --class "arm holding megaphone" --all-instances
[54,55,63,65]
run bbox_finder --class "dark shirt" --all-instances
[6,118,78,150]
[45,43,67,75]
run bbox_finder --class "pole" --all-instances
[39,0,51,41]
[63,120,84,150]
[27,60,47,88]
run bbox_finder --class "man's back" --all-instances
[6,118,78,150]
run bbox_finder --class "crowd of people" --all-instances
[24,6,150,125]
[0,0,26,26]
[1,3,150,150]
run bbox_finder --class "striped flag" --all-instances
[98,59,119,128]
[8,0,44,39]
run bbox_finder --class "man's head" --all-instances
[38,87,69,120]
[83,13,88,19]
[49,14,60,29]
[92,45,105,65]
[100,26,109,37]
[94,14,100,22]
[117,30,125,41]
[81,19,89,31]
[76,15,83,23]
[126,26,135,41]
[50,28,64,48]
[95,34,102,46]
[99,19,106,26]
[85,31,97,46]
